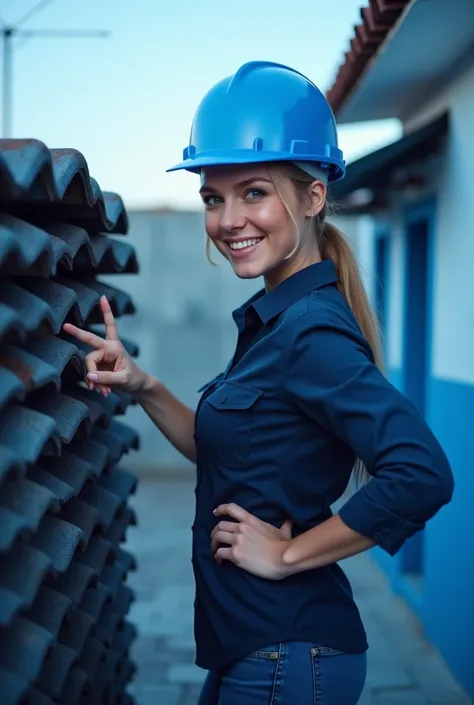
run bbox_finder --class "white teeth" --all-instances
[229,238,262,250]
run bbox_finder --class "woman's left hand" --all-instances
[211,503,293,581]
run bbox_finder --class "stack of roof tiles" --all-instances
[0,139,140,705]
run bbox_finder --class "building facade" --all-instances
[327,0,474,697]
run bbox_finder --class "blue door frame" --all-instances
[373,225,391,359]
[400,196,436,609]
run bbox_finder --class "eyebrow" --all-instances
[199,176,273,195]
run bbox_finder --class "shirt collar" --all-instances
[233,259,339,326]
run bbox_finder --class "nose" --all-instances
[220,199,246,233]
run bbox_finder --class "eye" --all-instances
[244,188,265,201]
[202,194,223,207]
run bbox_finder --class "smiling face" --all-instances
[199,163,326,289]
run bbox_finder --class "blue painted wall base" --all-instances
[371,368,474,698]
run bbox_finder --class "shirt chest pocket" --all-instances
[198,382,264,466]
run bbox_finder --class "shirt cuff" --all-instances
[338,486,425,556]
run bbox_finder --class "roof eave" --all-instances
[326,0,414,121]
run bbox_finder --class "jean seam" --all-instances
[270,642,284,705]
[311,649,322,705]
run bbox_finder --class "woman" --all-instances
[64,61,454,704]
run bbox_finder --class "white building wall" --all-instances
[386,210,406,371]
[403,60,474,384]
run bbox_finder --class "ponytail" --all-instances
[320,220,383,371]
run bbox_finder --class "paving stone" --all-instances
[181,683,205,705]
[129,683,182,705]
[168,663,208,685]
[372,690,427,705]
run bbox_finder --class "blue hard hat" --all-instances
[167,60,345,182]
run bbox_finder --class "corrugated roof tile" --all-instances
[93,611,121,648]
[102,506,136,552]
[52,561,97,605]
[26,390,91,443]
[0,477,60,550]
[0,585,25,627]
[112,621,137,656]
[100,563,128,602]
[26,688,56,705]
[58,667,90,705]
[59,608,95,654]
[0,302,27,345]
[66,438,109,477]
[35,642,77,700]
[28,514,85,572]
[0,666,29,705]
[0,344,60,393]
[67,386,135,427]
[0,543,53,624]
[0,405,60,464]
[76,536,113,575]
[96,647,119,690]
[0,140,128,234]
[0,615,54,681]
[111,584,135,619]
[77,636,106,683]
[78,483,122,530]
[99,467,138,503]
[38,451,96,494]
[17,334,83,379]
[0,366,25,407]
[26,465,76,505]
[0,445,25,484]
[26,585,72,637]
[0,214,53,276]
[79,581,110,622]
[60,499,102,544]
[0,283,56,337]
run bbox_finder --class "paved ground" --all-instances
[124,478,472,705]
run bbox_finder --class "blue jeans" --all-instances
[197,641,367,705]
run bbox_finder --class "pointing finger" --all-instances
[63,323,106,350]
[101,296,120,342]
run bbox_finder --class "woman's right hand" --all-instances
[63,295,148,397]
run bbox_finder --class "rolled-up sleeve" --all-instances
[284,306,454,555]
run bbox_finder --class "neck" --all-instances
[264,247,322,291]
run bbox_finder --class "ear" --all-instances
[305,180,327,218]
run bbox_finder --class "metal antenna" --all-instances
[1,0,110,137]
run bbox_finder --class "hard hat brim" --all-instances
[166,151,345,182]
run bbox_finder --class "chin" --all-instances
[230,260,267,280]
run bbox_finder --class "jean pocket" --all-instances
[311,647,367,705]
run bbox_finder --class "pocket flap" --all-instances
[206,383,263,410]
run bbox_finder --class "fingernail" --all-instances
[87,373,99,381]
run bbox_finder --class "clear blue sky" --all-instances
[2,0,401,209]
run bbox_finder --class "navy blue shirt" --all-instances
[192,259,453,671]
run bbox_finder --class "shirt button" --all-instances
[219,396,227,404]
